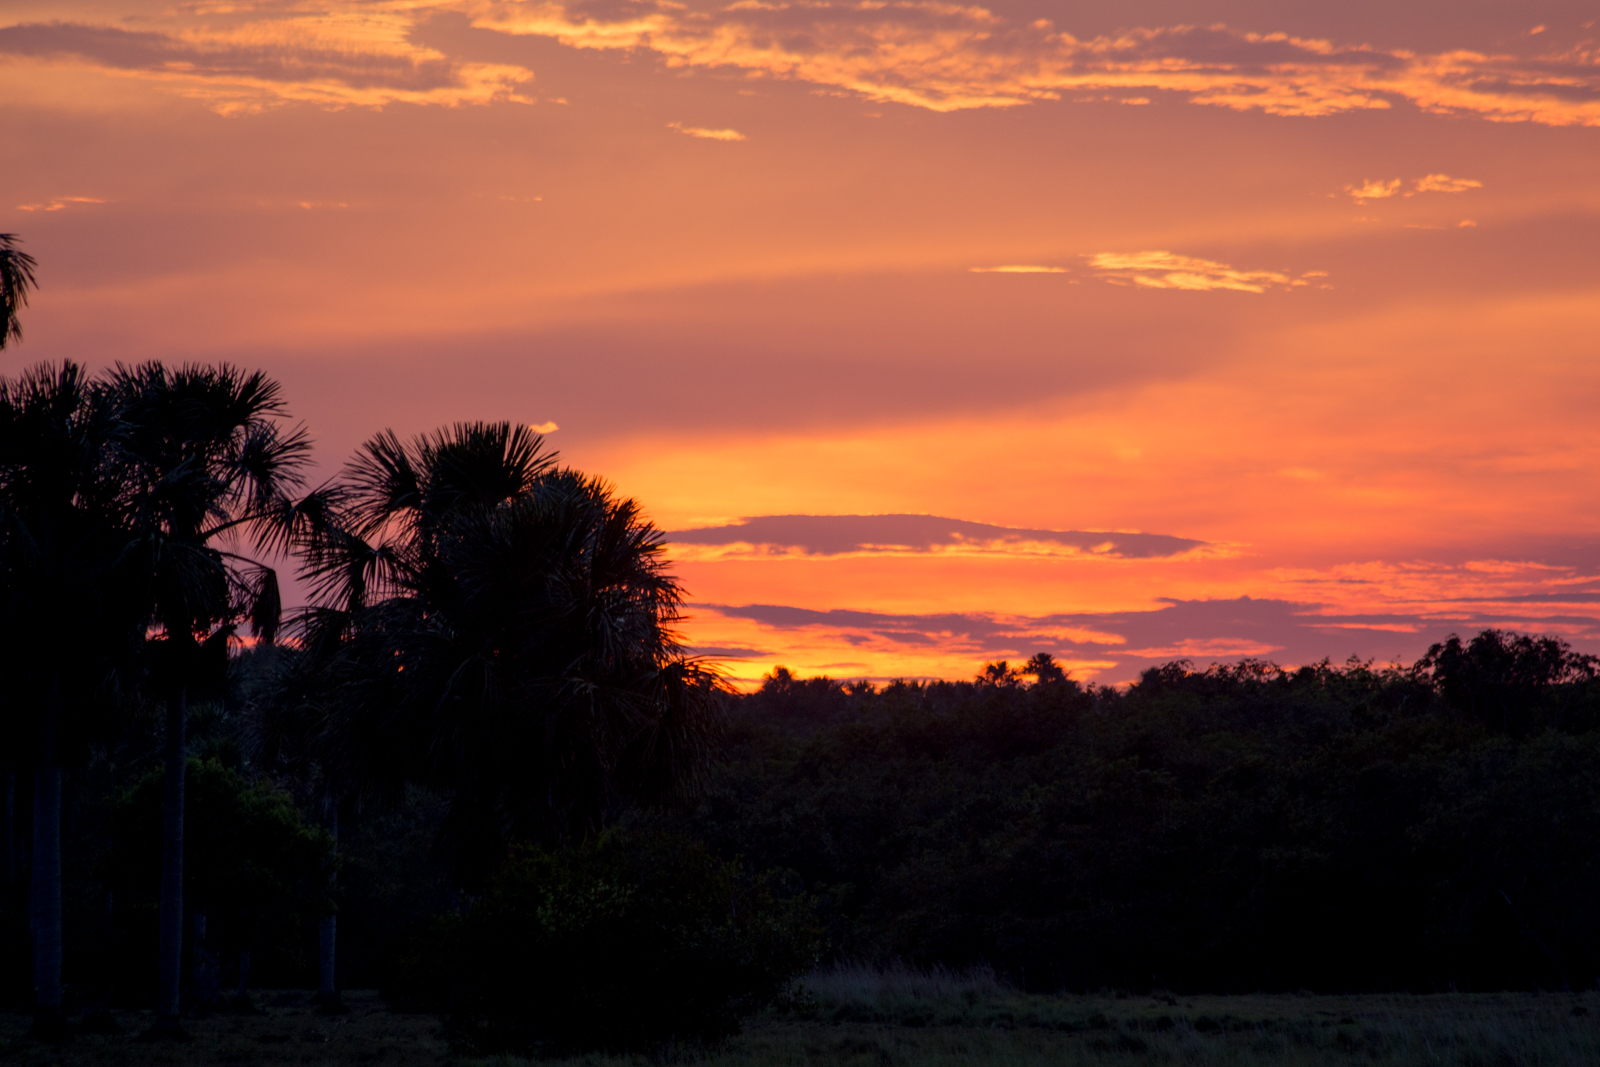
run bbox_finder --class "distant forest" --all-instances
[677,633,1600,993]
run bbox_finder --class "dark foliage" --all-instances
[0,233,37,350]
[333,788,455,990]
[673,633,1600,993]
[0,362,147,763]
[288,424,726,887]
[110,758,333,1003]
[386,831,820,1056]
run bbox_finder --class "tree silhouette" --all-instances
[1023,653,1067,685]
[293,423,724,890]
[108,363,310,1036]
[0,235,38,351]
[0,362,142,1036]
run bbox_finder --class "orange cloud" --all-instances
[665,514,1210,562]
[0,14,532,113]
[467,2,1600,124]
[969,265,1068,273]
[12,5,1598,123]
[667,121,746,140]
[675,552,1600,683]
[1414,173,1483,193]
[1345,178,1402,202]
[1344,174,1482,201]
[16,194,104,211]
[1087,251,1315,293]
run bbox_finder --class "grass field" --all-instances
[3,972,1598,1066]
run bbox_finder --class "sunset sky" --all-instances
[4,0,1599,685]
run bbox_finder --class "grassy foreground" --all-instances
[3,977,1598,1066]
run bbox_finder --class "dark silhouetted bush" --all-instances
[386,831,819,1055]
[111,758,333,1004]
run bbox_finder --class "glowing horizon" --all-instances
[5,1,1599,687]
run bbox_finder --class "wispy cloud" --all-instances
[693,570,1600,681]
[667,121,746,140]
[469,2,1600,124]
[0,15,532,113]
[666,514,1208,561]
[529,420,559,433]
[1414,173,1483,193]
[1087,251,1321,293]
[8,5,1599,123]
[1345,178,1402,202]
[1344,173,1483,201]
[969,265,1068,274]
[685,644,773,659]
[16,195,104,212]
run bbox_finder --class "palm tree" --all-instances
[0,362,142,1037]
[295,423,723,890]
[108,363,310,1036]
[0,240,41,1008]
[0,235,38,351]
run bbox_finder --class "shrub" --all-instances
[111,758,334,1000]
[387,831,820,1055]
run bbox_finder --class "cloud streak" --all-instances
[969,264,1068,274]
[1087,251,1321,293]
[700,588,1600,682]
[668,121,746,140]
[470,1,1600,123]
[16,195,104,212]
[1345,178,1402,202]
[1414,173,1483,193]
[666,513,1208,561]
[1345,173,1482,201]
[7,4,1599,123]
[0,14,532,113]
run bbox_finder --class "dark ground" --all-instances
[3,984,1599,1066]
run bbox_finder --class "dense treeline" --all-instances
[23,630,1600,1019]
[668,633,1600,993]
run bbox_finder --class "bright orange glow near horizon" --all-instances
[5,1,1599,686]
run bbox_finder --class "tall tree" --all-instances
[0,240,40,1008]
[109,363,310,1036]
[0,234,38,351]
[0,362,141,1037]
[294,423,723,889]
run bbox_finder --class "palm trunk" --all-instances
[316,913,337,1002]
[152,685,187,1034]
[5,768,14,889]
[233,950,251,1003]
[192,909,220,1015]
[316,808,339,1011]
[28,691,64,1038]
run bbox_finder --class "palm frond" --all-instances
[0,234,39,350]
[279,420,718,884]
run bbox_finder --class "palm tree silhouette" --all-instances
[0,362,143,1037]
[108,363,310,1036]
[0,235,37,351]
[293,423,723,893]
